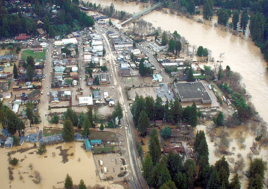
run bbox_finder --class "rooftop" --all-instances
[174,82,211,103]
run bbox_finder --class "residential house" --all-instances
[87,77,94,86]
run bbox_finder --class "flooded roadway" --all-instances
[87,0,268,124]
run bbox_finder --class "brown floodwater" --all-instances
[0,142,123,189]
[87,0,268,124]
[196,124,268,188]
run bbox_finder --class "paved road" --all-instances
[95,24,148,189]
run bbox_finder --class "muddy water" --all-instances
[0,142,123,189]
[196,124,268,188]
[87,0,268,123]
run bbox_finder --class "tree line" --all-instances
[131,94,198,136]
[142,129,242,189]
[0,0,94,38]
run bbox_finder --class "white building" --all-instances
[132,49,141,56]
[79,96,93,106]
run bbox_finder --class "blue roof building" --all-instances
[85,140,91,151]
[90,139,102,145]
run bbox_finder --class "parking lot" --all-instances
[128,87,159,100]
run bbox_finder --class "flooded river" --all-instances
[0,142,123,189]
[87,0,268,124]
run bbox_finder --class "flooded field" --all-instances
[196,124,268,188]
[0,142,123,189]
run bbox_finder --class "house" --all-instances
[33,47,43,53]
[93,90,101,100]
[146,128,154,135]
[90,139,102,145]
[54,66,66,73]
[119,63,130,77]
[85,140,91,151]
[98,73,110,84]
[5,137,14,148]
[15,33,31,41]
[1,92,11,99]
[163,143,185,155]
[87,77,94,86]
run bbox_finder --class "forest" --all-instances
[0,0,94,38]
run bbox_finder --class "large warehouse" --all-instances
[173,82,212,104]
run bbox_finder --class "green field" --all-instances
[21,49,46,60]
[90,130,117,142]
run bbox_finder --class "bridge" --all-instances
[121,2,161,26]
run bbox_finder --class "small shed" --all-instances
[85,140,91,151]
[90,139,102,145]
[5,137,14,148]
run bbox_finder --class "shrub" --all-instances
[10,158,19,166]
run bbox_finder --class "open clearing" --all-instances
[21,49,46,60]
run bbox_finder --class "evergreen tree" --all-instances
[248,175,263,189]
[81,118,91,137]
[131,94,146,126]
[63,118,74,142]
[26,102,34,126]
[188,0,195,14]
[64,174,73,189]
[218,166,229,187]
[207,167,221,189]
[78,179,86,189]
[149,163,160,187]
[161,126,171,139]
[26,65,34,81]
[100,122,104,131]
[182,106,192,122]
[203,48,209,56]
[189,102,197,127]
[215,156,230,180]
[155,96,164,120]
[137,110,150,136]
[13,64,18,79]
[160,180,177,189]
[197,139,209,160]
[232,10,239,30]
[173,98,182,124]
[145,96,155,120]
[174,172,187,189]
[249,158,265,179]
[158,163,172,188]
[168,39,175,53]
[115,101,123,119]
[214,111,224,126]
[149,135,161,165]
[174,40,181,56]
[142,153,154,181]
[48,25,55,38]
[197,46,204,56]
[7,112,17,134]
[187,67,195,82]
[203,0,213,20]
[241,11,249,31]
[162,31,168,45]
[218,64,224,80]
[166,150,184,180]
[87,106,94,127]
[229,174,241,189]
[198,156,210,187]
[217,9,229,26]
[186,164,195,189]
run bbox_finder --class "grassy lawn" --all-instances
[43,128,62,137]
[93,147,113,154]
[90,130,117,142]
[21,49,46,60]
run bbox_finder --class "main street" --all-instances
[95,24,148,189]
